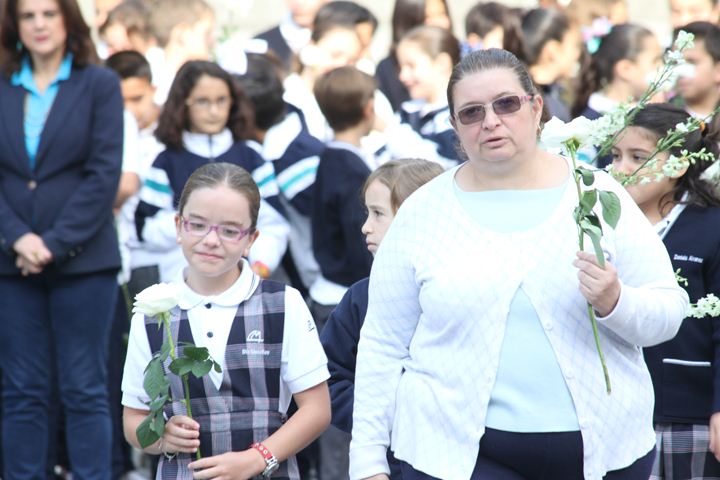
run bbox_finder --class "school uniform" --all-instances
[644,204,720,479]
[283,75,396,152]
[254,13,310,71]
[122,259,329,479]
[308,140,374,480]
[383,100,461,168]
[320,278,368,434]
[248,107,325,291]
[123,123,167,297]
[375,55,410,113]
[0,56,124,478]
[134,129,290,281]
[538,82,571,122]
[320,278,404,480]
[310,141,373,308]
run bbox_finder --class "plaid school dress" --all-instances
[145,279,299,480]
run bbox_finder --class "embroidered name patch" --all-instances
[673,254,704,264]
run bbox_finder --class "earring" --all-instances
[15,41,23,52]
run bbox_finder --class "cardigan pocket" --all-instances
[662,359,712,420]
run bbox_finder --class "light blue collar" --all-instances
[11,53,73,93]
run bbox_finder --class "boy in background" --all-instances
[311,64,378,480]
[237,53,326,296]
[674,21,720,119]
[148,0,216,103]
[670,0,720,30]
[105,50,165,298]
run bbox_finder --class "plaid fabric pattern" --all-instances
[651,422,720,479]
[145,280,299,480]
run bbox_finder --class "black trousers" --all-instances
[399,428,655,480]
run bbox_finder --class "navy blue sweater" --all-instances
[320,277,368,433]
[398,102,461,166]
[644,205,720,423]
[271,126,325,217]
[311,145,373,286]
[320,278,402,479]
[135,142,276,239]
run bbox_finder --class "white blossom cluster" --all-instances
[689,293,720,319]
[674,30,695,51]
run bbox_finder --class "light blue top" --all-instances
[11,54,73,170]
[453,177,580,432]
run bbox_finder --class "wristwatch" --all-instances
[251,442,279,478]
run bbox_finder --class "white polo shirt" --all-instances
[121,260,329,413]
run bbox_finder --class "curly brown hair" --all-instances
[155,60,255,150]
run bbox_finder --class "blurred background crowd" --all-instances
[1,0,719,479]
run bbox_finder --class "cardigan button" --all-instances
[27,180,37,191]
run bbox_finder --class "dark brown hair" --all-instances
[105,50,152,82]
[391,0,452,51]
[447,48,537,118]
[155,60,254,150]
[399,25,461,67]
[314,66,376,132]
[629,103,720,211]
[520,7,572,67]
[178,162,261,229]
[0,0,98,75]
[312,1,378,42]
[464,2,524,59]
[572,23,653,117]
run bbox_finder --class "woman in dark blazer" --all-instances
[0,0,124,478]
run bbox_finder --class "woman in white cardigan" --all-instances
[349,49,689,480]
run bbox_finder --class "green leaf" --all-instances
[151,410,166,437]
[580,189,598,215]
[213,361,222,373]
[169,357,195,377]
[191,359,213,378]
[573,206,583,223]
[143,357,169,400]
[585,213,603,230]
[136,415,161,448]
[182,345,210,362]
[580,218,606,267]
[576,167,595,186]
[148,393,169,412]
[160,340,171,362]
[599,190,621,229]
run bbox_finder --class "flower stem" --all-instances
[588,303,612,394]
[162,311,202,457]
[181,374,201,460]
[568,142,612,394]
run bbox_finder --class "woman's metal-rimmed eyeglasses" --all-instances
[455,94,534,126]
[180,217,252,243]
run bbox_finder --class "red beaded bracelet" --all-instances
[250,442,279,477]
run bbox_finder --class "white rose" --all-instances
[133,283,181,316]
[540,116,597,151]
